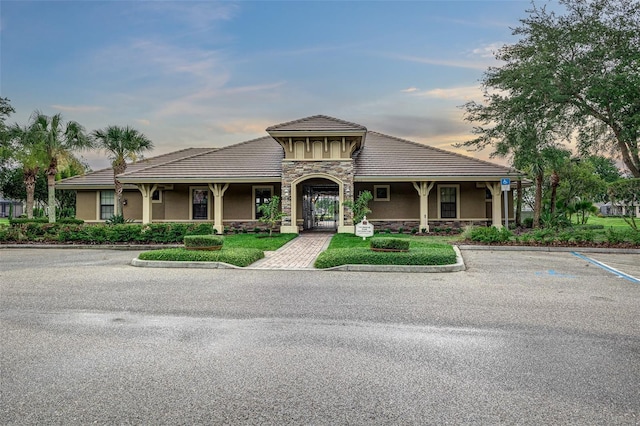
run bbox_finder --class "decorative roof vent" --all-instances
[267,115,367,160]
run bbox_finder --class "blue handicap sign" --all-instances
[501,178,511,185]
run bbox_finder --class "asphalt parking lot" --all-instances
[1,248,639,424]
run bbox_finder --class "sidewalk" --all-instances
[249,232,333,270]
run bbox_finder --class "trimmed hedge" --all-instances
[138,247,264,267]
[314,246,456,269]
[0,222,215,244]
[184,234,224,248]
[370,237,410,251]
[468,226,513,243]
[9,217,49,225]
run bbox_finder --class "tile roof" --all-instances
[117,137,283,182]
[354,132,519,178]
[58,117,521,188]
[56,148,215,188]
[266,115,367,132]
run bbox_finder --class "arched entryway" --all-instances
[286,173,347,233]
[302,183,339,231]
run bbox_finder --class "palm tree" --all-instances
[7,123,44,219]
[29,111,92,223]
[92,125,153,215]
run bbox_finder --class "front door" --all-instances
[302,185,339,231]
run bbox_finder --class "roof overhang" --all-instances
[267,130,366,138]
[354,175,524,182]
[117,176,281,184]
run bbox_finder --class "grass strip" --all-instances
[222,233,298,251]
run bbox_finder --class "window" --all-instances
[152,189,162,203]
[100,190,115,220]
[192,189,208,220]
[254,186,273,219]
[374,185,390,201]
[439,186,458,219]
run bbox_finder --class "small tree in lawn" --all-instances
[608,179,640,230]
[344,190,373,224]
[258,195,285,236]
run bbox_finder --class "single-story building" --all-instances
[57,115,522,233]
[0,194,23,218]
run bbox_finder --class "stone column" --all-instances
[279,161,298,233]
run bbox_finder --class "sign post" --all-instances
[501,178,511,228]
[355,216,374,240]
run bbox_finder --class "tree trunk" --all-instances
[47,159,58,223]
[515,180,522,226]
[23,169,37,219]
[113,160,127,217]
[549,170,560,214]
[533,172,543,228]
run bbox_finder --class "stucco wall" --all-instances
[76,191,97,221]
[164,185,190,220]
[355,183,419,219]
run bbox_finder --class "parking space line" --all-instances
[571,252,640,284]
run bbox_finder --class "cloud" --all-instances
[401,87,419,93]
[51,105,105,113]
[135,119,151,126]
[391,54,490,71]
[217,119,275,135]
[470,42,506,59]
[417,85,483,101]
[131,2,239,31]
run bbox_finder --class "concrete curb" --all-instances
[0,244,180,250]
[131,258,239,269]
[458,245,640,254]
[129,246,466,273]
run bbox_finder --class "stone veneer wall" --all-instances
[280,160,354,229]
[369,219,492,232]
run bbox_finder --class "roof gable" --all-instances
[266,115,367,132]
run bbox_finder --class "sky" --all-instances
[1,0,538,171]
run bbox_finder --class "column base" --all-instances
[338,225,355,234]
[279,225,299,234]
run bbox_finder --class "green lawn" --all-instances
[583,216,636,229]
[315,233,458,269]
[222,233,298,251]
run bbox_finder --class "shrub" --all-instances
[370,237,410,251]
[185,223,214,236]
[468,226,512,243]
[523,217,534,228]
[574,224,604,230]
[606,228,626,244]
[105,214,134,225]
[573,229,595,243]
[183,234,225,248]
[9,217,48,225]
[58,217,84,225]
[314,246,456,269]
[137,247,263,267]
[529,228,556,243]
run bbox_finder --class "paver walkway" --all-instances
[250,232,333,269]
